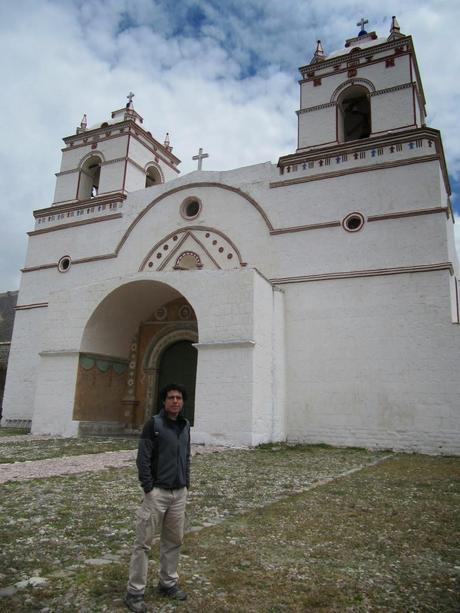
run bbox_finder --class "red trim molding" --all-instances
[270,262,454,285]
[271,155,440,189]
[40,192,127,216]
[28,213,122,236]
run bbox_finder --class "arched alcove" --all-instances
[337,85,371,143]
[145,164,163,187]
[78,155,103,200]
[75,280,198,428]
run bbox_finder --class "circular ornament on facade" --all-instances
[178,305,192,320]
[57,255,71,273]
[155,306,168,321]
[180,197,202,220]
[342,212,365,232]
[148,261,153,268]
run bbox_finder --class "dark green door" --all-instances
[157,340,197,424]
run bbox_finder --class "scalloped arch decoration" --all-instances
[139,225,246,271]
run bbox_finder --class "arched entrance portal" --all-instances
[75,280,198,432]
[158,341,197,424]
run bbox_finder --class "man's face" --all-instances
[163,389,184,420]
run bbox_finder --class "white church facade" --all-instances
[3,19,460,453]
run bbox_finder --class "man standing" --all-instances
[124,383,191,613]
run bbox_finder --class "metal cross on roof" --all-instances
[356,17,368,32]
[192,147,209,170]
[127,91,135,104]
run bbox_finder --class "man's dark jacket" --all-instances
[136,409,191,493]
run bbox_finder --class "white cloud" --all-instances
[1,0,460,290]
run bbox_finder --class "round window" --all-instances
[57,255,71,272]
[342,212,364,233]
[180,197,202,220]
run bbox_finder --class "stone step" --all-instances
[78,421,140,439]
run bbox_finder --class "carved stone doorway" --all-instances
[157,340,197,424]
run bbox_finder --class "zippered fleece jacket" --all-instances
[136,409,191,493]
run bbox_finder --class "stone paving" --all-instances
[0,442,232,484]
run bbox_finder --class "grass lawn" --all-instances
[0,427,29,437]
[0,443,458,612]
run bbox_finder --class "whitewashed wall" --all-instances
[284,271,460,454]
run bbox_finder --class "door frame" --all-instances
[143,323,198,420]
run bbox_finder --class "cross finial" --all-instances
[356,17,368,33]
[192,147,209,170]
[126,91,135,107]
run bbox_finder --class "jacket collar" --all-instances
[158,408,187,424]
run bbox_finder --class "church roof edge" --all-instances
[62,119,181,166]
[299,34,413,73]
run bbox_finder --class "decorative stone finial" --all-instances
[76,113,87,134]
[390,16,400,34]
[164,132,173,151]
[388,16,404,40]
[311,40,325,64]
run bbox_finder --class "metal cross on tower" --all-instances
[127,91,135,105]
[192,147,209,170]
[356,17,368,32]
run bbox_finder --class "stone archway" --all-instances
[74,280,198,430]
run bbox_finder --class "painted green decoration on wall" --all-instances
[79,354,128,374]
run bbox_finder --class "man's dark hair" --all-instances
[159,383,188,403]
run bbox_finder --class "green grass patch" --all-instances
[0,427,29,437]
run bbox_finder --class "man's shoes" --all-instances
[124,592,148,613]
[157,582,187,601]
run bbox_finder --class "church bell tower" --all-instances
[275,16,451,224]
[51,93,181,207]
[295,17,426,151]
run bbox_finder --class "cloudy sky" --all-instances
[1,0,459,291]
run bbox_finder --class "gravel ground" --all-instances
[0,444,231,484]
[0,435,56,444]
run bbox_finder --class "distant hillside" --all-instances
[0,291,18,343]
